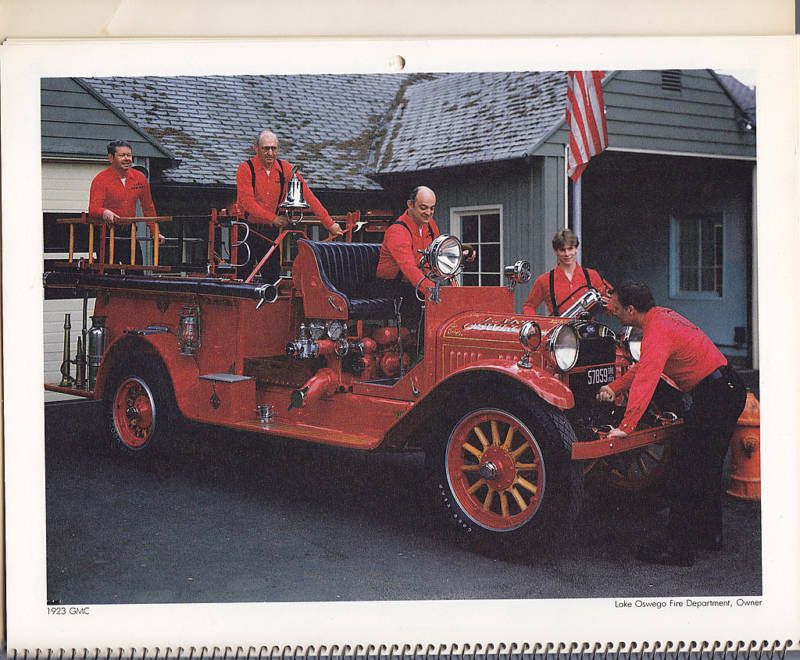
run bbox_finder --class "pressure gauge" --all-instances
[308,320,326,340]
[326,320,347,341]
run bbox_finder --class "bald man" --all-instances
[235,130,343,282]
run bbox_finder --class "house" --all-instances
[42,68,757,379]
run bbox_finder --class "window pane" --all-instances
[480,214,500,242]
[463,255,478,273]
[482,274,500,286]
[480,244,500,273]
[680,267,698,291]
[462,215,479,243]
[462,274,479,287]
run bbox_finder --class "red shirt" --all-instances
[235,158,335,230]
[376,211,440,289]
[523,264,609,316]
[88,167,157,234]
[610,307,727,433]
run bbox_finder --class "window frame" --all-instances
[450,204,504,287]
[669,212,725,301]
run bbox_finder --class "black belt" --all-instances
[696,364,729,390]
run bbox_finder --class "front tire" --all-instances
[105,354,179,455]
[426,392,583,554]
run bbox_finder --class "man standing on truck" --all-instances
[523,229,610,316]
[597,281,747,567]
[235,130,343,283]
[88,139,164,264]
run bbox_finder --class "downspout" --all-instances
[751,162,758,369]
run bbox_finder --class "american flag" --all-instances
[566,71,608,181]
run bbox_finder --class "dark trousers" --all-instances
[246,226,281,284]
[666,365,747,550]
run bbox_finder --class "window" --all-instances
[670,213,723,298]
[451,206,503,286]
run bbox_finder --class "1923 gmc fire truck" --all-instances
[45,187,683,553]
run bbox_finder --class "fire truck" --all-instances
[45,176,683,553]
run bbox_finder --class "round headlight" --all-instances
[426,235,463,279]
[519,321,541,351]
[548,324,580,372]
[622,326,642,362]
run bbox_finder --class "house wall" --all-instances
[544,69,756,158]
[41,78,167,159]
[580,152,753,363]
[404,158,565,312]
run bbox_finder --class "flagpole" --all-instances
[572,176,582,264]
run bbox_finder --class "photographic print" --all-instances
[3,36,797,654]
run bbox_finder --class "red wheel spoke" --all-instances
[514,475,538,495]
[489,420,501,446]
[509,486,527,511]
[473,426,490,450]
[502,424,515,450]
[468,478,487,495]
[462,442,483,460]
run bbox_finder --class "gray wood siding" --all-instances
[427,158,565,311]
[542,70,755,160]
[580,152,752,358]
[41,78,168,159]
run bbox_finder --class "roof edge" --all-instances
[75,78,177,160]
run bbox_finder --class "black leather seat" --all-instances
[299,240,403,320]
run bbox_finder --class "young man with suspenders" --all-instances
[522,229,610,316]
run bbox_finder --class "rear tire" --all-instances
[425,391,583,556]
[104,354,180,456]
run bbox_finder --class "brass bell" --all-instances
[280,166,310,215]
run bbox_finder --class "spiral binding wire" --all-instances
[7,640,798,660]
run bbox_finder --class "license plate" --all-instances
[586,365,615,386]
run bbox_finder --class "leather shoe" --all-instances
[636,539,695,567]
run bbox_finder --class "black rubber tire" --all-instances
[425,390,583,556]
[104,353,180,456]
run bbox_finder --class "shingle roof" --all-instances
[83,74,408,190]
[714,73,756,126]
[370,71,568,174]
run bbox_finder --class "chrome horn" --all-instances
[559,288,603,319]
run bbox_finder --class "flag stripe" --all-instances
[566,71,608,181]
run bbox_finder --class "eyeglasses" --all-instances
[259,146,279,151]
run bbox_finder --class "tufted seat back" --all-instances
[299,240,403,319]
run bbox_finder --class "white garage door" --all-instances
[42,160,106,213]
[42,161,104,395]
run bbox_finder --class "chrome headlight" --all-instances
[424,235,463,280]
[622,326,642,362]
[519,321,541,351]
[504,260,532,285]
[548,324,580,372]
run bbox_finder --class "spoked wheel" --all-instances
[105,354,179,455]
[600,442,672,492]
[446,409,546,531]
[427,391,582,554]
[112,376,157,450]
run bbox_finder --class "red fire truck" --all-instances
[45,199,683,553]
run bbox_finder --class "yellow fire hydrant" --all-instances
[727,391,761,501]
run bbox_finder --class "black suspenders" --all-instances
[245,159,286,215]
[549,266,592,315]
[392,220,436,280]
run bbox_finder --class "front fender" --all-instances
[438,359,574,409]
[94,332,200,418]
